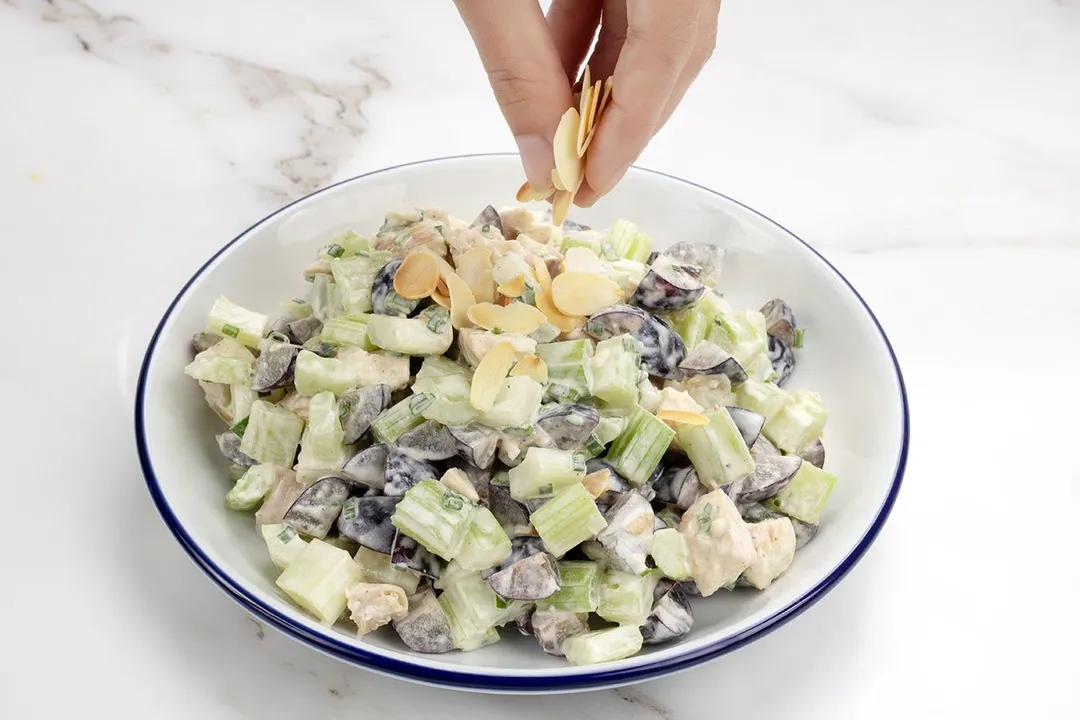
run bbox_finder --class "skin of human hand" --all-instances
[455,0,721,207]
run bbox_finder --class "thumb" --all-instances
[456,0,573,191]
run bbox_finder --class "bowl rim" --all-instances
[135,152,909,693]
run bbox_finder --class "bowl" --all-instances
[136,153,908,693]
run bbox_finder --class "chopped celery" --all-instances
[479,376,543,430]
[605,219,652,264]
[226,464,282,511]
[328,228,372,256]
[391,479,476,560]
[261,523,309,570]
[605,406,674,486]
[530,483,608,558]
[677,407,755,490]
[293,350,355,397]
[594,409,631,445]
[590,336,642,408]
[763,462,838,524]
[184,351,252,386]
[560,229,604,255]
[413,355,474,391]
[437,562,529,650]
[206,296,268,349]
[330,252,393,315]
[706,310,768,366]
[735,378,792,424]
[239,401,303,467]
[535,339,594,403]
[353,546,421,594]
[438,592,501,651]
[371,393,434,444]
[296,391,347,470]
[366,309,453,356]
[275,538,363,624]
[536,560,602,613]
[597,569,661,626]
[563,626,643,665]
[319,316,375,349]
[763,390,828,453]
[279,297,313,319]
[455,506,513,572]
[308,274,341,322]
[671,290,731,350]
[746,351,779,383]
[337,348,410,391]
[508,447,587,501]
[650,528,691,580]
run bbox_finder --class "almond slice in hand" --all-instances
[550,271,623,316]
[536,288,582,333]
[551,189,573,226]
[510,353,548,383]
[599,76,613,116]
[553,107,583,193]
[582,468,613,499]
[578,80,602,156]
[657,409,710,427]
[497,274,527,298]
[393,252,440,300]
[469,341,517,411]
[576,66,593,154]
[466,301,547,335]
[551,168,567,193]
[455,247,495,304]
[532,256,552,291]
[517,181,553,203]
[446,272,476,329]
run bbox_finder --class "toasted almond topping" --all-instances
[550,271,623,316]
[466,302,547,335]
[582,468,613,499]
[532,256,552,291]
[551,168,567,192]
[553,108,584,193]
[587,79,602,133]
[509,354,549,383]
[657,409,710,426]
[446,272,476,329]
[579,79,602,156]
[536,288,582,333]
[440,468,480,503]
[599,76,613,116]
[469,341,517,411]
[392,252,440,299]
[431,289,451,309]
[577,67,592,153]
[497,274,527,298]
[455,247,495,304]
[516,181,553,203]
[552,189,573,226]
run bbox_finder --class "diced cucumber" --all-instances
[597,569,661,626]
[239,401,303,467]
[478,376,543,430]
[455,506,513,572]
[261,523,309,570]
[735,378,792,424]
[763,390,828,453]
[763,462,838,524]
[605,219,652,264]
[296,391,347,470]
[371,393,434,444]
[530,483,608,558]
[391,479,476,560]
[330,252,393,315]
[536,560,602,613]
[590,336,642,408]
[366,308,453,357]
[206,296,268,349]
[677,407,755,490]
[353,546,421,594]
[605,406,674,486]
[650,528,691,580]
[508,447,587,501]
[226,464,281,510]
[562,626,643,665]
[275,538,363,624]
[535,339,594,403]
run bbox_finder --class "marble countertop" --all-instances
[3,0,1078,717]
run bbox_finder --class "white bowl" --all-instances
[136,154,908,693]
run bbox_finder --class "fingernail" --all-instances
[515,134,553,191]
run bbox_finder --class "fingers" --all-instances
[654,0,720,132]
[577,0,704,204]
[586,0,628,81]
[455,0,573,191]
[546,0,603,82]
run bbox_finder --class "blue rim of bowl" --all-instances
[135,153,909,693]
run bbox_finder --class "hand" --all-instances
[455,0,720,207]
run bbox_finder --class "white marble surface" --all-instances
[2,0,1078,716]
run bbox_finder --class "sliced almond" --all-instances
[393,252,440,299]
[553,107,583,193]
[550,271,623,316]
[576,66,593,154]
[455,247,495,304]
[578,79,602,157]
[509,354,548,384]
[446,272,476,329]
[469,341,517,411]
[587,79,602,133]
[552,189,573,226]
[497,274,527,298]
[551,168,567,193]
[582,468,613,499]
[466,302,547,335]
[599,76,613,117]
[536,288,582,333]
[532,256,552,291]
[517,181,553,203]
[657,409,710,427]
[431,289,451,309]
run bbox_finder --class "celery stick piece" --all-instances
[707,309,768,366]
[455,506,513,572]
[508,447,587,501]
[353,546,421,594]
[206,296,268,349]
[763,389,828,453]
[478,376,543,429]
[597,569,661,626]
[319,316,375,349]
[536,560,602,613]
[293,350,354,397]
[330,252,393,316]
[261,523,309,571]
[391,479,476,560]
[308,274,341,322]
[650,528,691,580]
[763,462,838,524]
[605,219,653,263]
[239,401,303,467]
[563,626,644,665]
[735,378,791,424]
[184,353,252,386]
[535,339,594,403]
[677,407,755,490]
[605,406,674,486]
[226,464,281,511]
[530,483,608,558]
[275,538,363,624]
[590,336,643,408]
[296,391,347,470]
[371,393,434,444]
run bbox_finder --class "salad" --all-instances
[184,204,837,665]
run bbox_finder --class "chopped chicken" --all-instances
[346,583,410,637]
